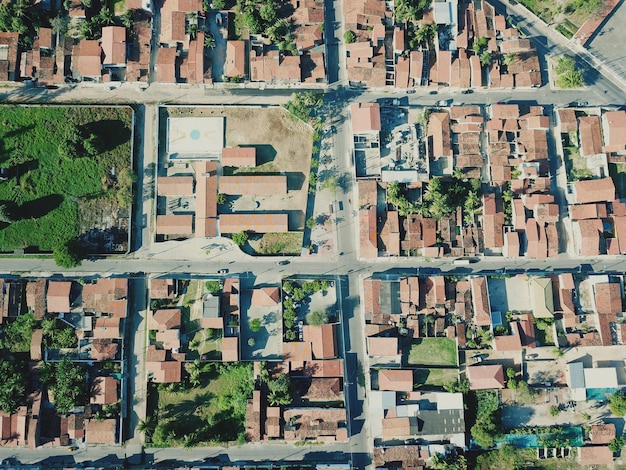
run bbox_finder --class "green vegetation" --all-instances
[395,0,430,21]
[430,454,467,470]
[475,444,536,470]
[256,232,303,255]
[267,373,293,406]
[415,369,460,389]
[517,0,559,23]
[234,0,295,52]
[609,163,626,197]
[554,56,585,89]
[343,30,356,44]
[284,92,323,124]
[610,391,626,416]
[556,23,575,39]
[503,53,517,66]
[306,310,329,326]
[609,436,626,453]
[471,390,502,448]
[205,280,221,294]
[0,106,132,260]
[231,231,249,246]
[479,50,492,66]
[550,405,560,416]
[40,358,88,414]
[0,360,28,413]
[249,318,262,333]
[466,327,493,349]
[152,362,253,446]
[406,338,457,366]
[408,23,437,50]
[216,193,227,204]
[42,318,78,349]
[0,313,37,352]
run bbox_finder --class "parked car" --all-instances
[429,90,438,95]
[217,268,229,274]
[277,260,290,265]
[461,89,473,94]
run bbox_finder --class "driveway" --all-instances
[205,12,227,81]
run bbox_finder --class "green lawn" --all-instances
[190,329,222,359]
[0,106,132,253]
[406,338,458,367]
[414,368,459,388]
[153,362,253,446]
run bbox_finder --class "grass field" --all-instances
[190,329,222,359]
[153,362,253,446]
[0,106,132,253]
[250,232,303,255]
[406,338,458,367]
[414,368,458,388]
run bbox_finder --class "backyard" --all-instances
[517,0,605,38]
[405,338,458,367]
[414,368,459,388]
[0,105,133,254]
[610,163,626,199]
[150,362,254,446]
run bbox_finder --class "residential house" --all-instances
[101,26,126,67]
[85,419,116,444]
[378,369,413,392]
[468,364,505,390]
[90,376,118,405]
[225,40,245,79]
[73,40,102,81]
[303,324,338,360]
[46,281,72,313]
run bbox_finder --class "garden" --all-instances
[145,362,254,447]
[281,278,336,342]
[0,106,133,263]
[405,337,458,367]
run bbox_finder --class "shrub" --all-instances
[285,329,296,341]
[53,239,85,268]
[306,310,328,326]
[249,318,262,333]
[550,405,560,416]
[343,30,356,43]
[205,280,221,294]
[232,231,249,246]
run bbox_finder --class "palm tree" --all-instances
[503,52,517,66]
[480,50,492,67]
[121,9,133,29]
[204,34,216,49]
[137,415,158,438]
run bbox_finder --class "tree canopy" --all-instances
[0,360,28,413]
[267,373,292,406]
[306,310,329,326]
[610,391,626,417]
[49,358,88,414]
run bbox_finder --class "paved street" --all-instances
[0,2,624,465]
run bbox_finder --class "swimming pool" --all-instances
[586,388,618,401]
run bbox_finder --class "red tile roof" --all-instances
[219,213,289,233]
[351,103,381,133]
[378,369,413,391]
[303,324,337,359]
[47,281,72,313]
[220,175,287,195]
[156,214,193,235]
[221,147,256,167]
[75,40,102,78]
[90,376,118,405]
[367,337,398,356]
[225,40,245,77]
[471,277,491,326]
[468,364,505,389]
[157,176,194,196]
[101,26,126,65]
[594,283,622,315]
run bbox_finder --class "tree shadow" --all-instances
[238,144,276,165]
[14,194,63,220]
[79,119,132,153]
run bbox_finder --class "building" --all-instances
[225,40,246,78]
[101,26,126,66]
[219,175,287,195]
[219,213,289,233]
[47,281,72,313]
[351,103,381,134]
[468,364,505,390]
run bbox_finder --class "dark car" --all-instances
[217,268,229,274]
[429,90,438,95]
[461,89,474,94]
[277,260,290,265]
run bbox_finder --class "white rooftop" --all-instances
[584,367,618,389]
[167,117,224,159]
[436,392,464,410]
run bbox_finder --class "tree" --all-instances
[306,217,316,229]
[479,50,492,66]
[53,239,84,268]
[293,288,305,301]
[503,52,517,66]
[50,16,69,35]
[550,405,560,416]
[609,436,626,453]
[306,310,329,326]
[258,361,269,384]
[212,0,225,8]
[232,231,249,246]
[0,204,15,223]
[97,7,115,26]
[249,318,262,333]
[216,192,227,204]
[0,361,27,413]
[343,30,356,43]
[267,373,292,406]
[52,358,87,414]
[283,281,294,294]
[0,313,37,352]
[610,392,626,416]
[240,11,261,34]
[471,390,501,448]
[137,415,157,439]
[285,329,296,341]
[259,0,277,24]
[121,9,134,29]
[555,55,585,88]
[248,338,256,347]
[204,34,216,49]
[472,36,489,54]
[205,280,221,294]
[431,454,467,470]
[506,368,516,380]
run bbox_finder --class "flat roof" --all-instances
[167,117,224,159]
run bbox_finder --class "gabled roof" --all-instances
[222,336,239,362]
[101,26,126,65]
[378,369,413,392]
[303,324,337,359]
[90,376,118,405]
[85,419,116,444]
[47,281,72,313]
[157,176,194,196]
[225,40,246,77]
[468,364,505,389]
[578,115,603,157]
[150,308,181,330]
[250,287,280,306]
[574,177,615,204]
[471,277,491,326]
[75,40,102,78]
[594,283,622,315]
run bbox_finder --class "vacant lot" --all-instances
[152,362,253,446]
[166,106,313,236]
[518,0,603,36]
[414,368,458,388]
[406,338,458,367]
[249,232,304,255]
[0,106,133,253]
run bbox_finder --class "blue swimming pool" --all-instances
[500,426,584,448]
[587,388,618,401]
